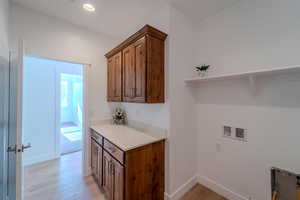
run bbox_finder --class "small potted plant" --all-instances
[112,108,126,125]
[195,64,210,77]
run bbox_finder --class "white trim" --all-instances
[25,54,91,66]
[54,66,61,157]
[82,64,90,177]
[164,174,249,200]
[165,175,198,200]
[17,40,24,200]
[197,175,248,200]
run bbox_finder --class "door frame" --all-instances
[54,61,90,177]
[7,39,25,200]
[0,48,10,200]
[24,55,91,177]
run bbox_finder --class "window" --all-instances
[61,80,68,107]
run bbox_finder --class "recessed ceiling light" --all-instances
[83,3,95,12]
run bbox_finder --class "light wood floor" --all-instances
[180,184,228,200]
[24,152,227,200]
[24,151,105,200]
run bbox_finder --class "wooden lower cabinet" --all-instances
[112,158,124,200]
[103,151,124,200]
[124,141,165,200]
[103,151,113,200]
[91,132,165,200]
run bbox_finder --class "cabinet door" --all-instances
[146,35,165,103]
[107,52,122,102]
[112,159,124,200]
[122,37,146,102]
[98,146,103,186]
[132,37,146,102]
[103,151,113,200]
[91,139,99,181]
[122,45,135,102]
[107,57,114,101]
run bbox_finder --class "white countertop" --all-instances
[90,124,166,151]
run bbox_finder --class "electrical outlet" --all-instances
[235,128,247,141]
[223,126,232,138]
[223,125,248,142]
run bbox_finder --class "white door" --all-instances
[7,40,28,200]
[0,47,10,200]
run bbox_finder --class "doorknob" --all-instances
[21,143,32,152]
[7,145,18,154]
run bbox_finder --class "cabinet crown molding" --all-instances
[105,24,168,58]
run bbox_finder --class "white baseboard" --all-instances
[164,174,249,200]
[23,153,58,166]
[165,175,198,200]
[197,175,248,200]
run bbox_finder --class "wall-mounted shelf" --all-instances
[184,65,300,84]
[184,65,300,95]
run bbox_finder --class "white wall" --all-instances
[194,0,300,199]
[112,103,170,129]
[165,6,199,198]
[22,56,83,165]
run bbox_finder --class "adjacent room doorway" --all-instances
[60,73,83,155]
[22,56,88,200]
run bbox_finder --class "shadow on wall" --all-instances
[187,71,300,108]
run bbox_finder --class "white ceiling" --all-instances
[170,0,239,22]
[12,0,239,38]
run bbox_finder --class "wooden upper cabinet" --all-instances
[107,52,122,102]
[105,25,167,103]
[146,35,165,103]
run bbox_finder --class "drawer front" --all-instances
[91,130,103,146]
[104,139,124,165]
